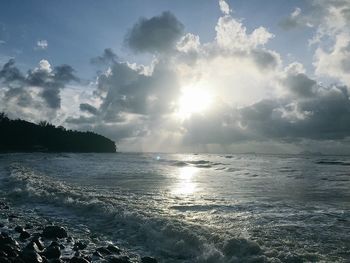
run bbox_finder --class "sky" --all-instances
[1,0,350,154]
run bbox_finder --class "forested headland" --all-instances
[0,113,116,153]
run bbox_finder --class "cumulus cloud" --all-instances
[36,39,48,50]
[125,11,184,53]
[90,48,118,65]
[0,59,78,120]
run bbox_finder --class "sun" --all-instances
[176,86,213,119]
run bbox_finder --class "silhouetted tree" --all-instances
[0,114,116,153]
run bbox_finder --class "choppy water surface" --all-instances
[0,153,349,262]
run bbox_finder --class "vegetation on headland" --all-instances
[0,113,116,153]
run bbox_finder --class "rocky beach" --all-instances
[0,200,157,263]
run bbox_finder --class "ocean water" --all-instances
[0,153,350,262]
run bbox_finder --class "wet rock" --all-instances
[42,226,68,239]
[25,241,42,253]
[141,256,158,263]
[24,224,33,230]
[73,241,87,251]
[69,256,90,263]
[92,251,103,258]
[21,250,43,263]
[19,230,30,240]
[106,245,121,254]
[8,214,18,220]
[1,244,20,257]
[32,237,45,251]
[96,247,111,255]
[43,245,61,259]
[14,226,24,234]
[108,255,131,263]
[0,257,11,263]
[0,223,4,228]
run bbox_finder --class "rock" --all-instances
[42,226,68,239]
[141,257,158,263]
[25,224,33,229]
[96,247,111,255]
[108,255,131,263]
[0,257,11,263]
[1,244,20,257]
[43,245,61,259]
[106,244,121,254]
[69,256,90,263]
[0,223,4,228]
[8,214,18,220]
[19,230,30,239]
[32,237,45,251]
[21,250,43,263]
[92,251,103,258]
[25,241,42,253]
[73,241,87,251]
[14,226,24,233]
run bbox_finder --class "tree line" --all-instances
[0,113,116,153]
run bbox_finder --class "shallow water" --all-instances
[0,153,349,262]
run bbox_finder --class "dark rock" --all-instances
[42,226,68,239]
[69,256,90,263]
[25,241,42,253]
[1,244,20,257]
[8,214,18,220]
[108,256,131,263]
[96,247,111,255]
[106,245,120,254]
[43,245,61,259]
[141,256,158,263]
[32,237,45,251]
[25,224,33,229]
[67,236,74,243]
[73,241,87,251]
[0,223,4,228]
[14,226,24,233]
[19,230,30,239]
[21,250,43,263]
[92,251,103,258]
[0,257,10,263]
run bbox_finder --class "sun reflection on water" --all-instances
[173,166,198,195]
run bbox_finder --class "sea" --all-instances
[0,153,349,262]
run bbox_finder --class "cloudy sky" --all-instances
[1,0,350,154]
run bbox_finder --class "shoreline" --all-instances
[0,200,157,263]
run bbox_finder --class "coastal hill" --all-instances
[0,113,116,153]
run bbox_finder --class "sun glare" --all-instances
[177,87,213,119]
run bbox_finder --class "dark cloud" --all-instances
[125,11,184,53]
[97,59,179,119]
[79,103,98,115]
[90,48,118,65]
[0,59,78,109]
[182,84,350,146]
[251,49,279,69]
[0,59,25,85]
[283,73,317,97]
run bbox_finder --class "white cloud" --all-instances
[219,0,231,15]
[36,39,48,50]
